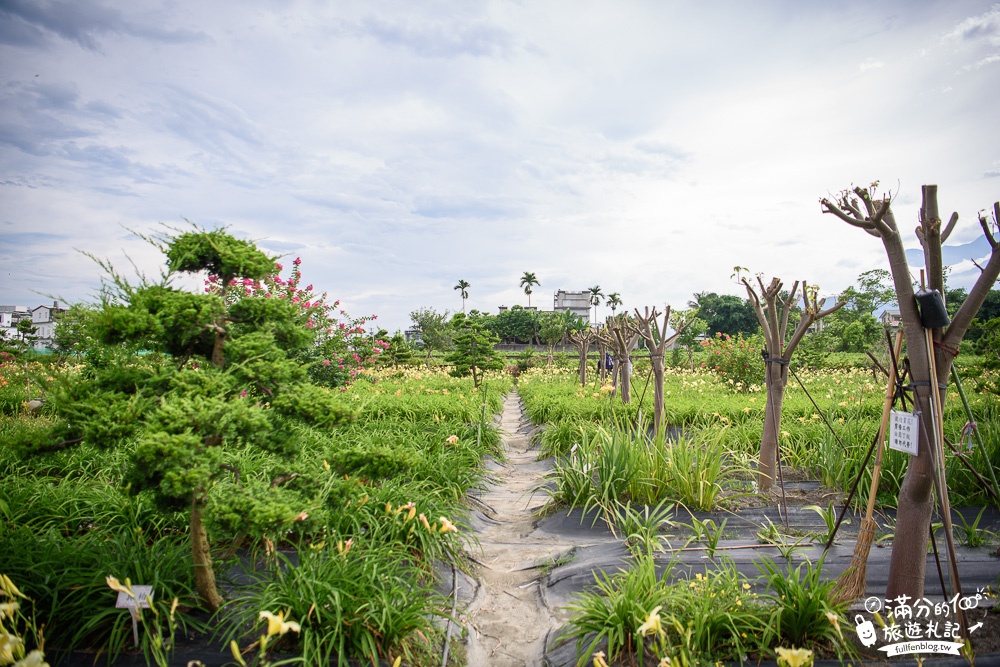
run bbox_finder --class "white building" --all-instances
[0,305,30,342]
[553,290,594,323]
[1,302,67,350]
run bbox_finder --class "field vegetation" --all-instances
[2,225,998,665]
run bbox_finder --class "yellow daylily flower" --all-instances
[259,610,301,638]
[0,602,19,621]
[637,605,664,637]
[229,639,249,667]
[1,575,26,599]
[593,651,610,667]
[1,632,24,664]
[825,611,843,640]
[446,435,459,444]
[438,517,458,533]
[105,576,134,598]
[775,647,813,667]
[15,649,49,667]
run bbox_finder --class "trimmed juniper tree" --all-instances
[445,314,505,388]
[41,228,354,610]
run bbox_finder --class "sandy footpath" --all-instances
[462,392,575,667]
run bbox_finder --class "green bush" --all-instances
[697,332,765,393]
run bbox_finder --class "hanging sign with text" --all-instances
[888,410,920,455]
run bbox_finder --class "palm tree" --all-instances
[454,279,470,313]
[606,292,622,316]
[520,271,540,307]
[588,285,603,323]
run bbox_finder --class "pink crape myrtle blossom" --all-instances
[204,256,387,388]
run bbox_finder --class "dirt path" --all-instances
[462,392,576,667]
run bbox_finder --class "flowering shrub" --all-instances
[698,332,765,393]
[205,257,386,388]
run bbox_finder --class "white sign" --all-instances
[888,410,919,455]
[115,585,153,609]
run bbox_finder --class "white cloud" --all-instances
[970,52,1000,69]
[859,58,886,72]
[942,4,1000,46]
[1,1,998,331]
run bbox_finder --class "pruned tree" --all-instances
[821,184,1000,600]
[629,306,686,437]
[597,314,639,403]
[445,315,505,388]
[43,228,355,611]
[569,327,597,387]
[740,272,844,491]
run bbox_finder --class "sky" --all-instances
[1,0,999,333]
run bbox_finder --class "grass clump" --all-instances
[547,415,745,527]
[221,541,444,666]
[562,556,766,667]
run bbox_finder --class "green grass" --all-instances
[0,364,511,663]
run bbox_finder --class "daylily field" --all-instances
[2,346,998,665]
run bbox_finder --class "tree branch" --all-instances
[941,211,959,243]
[979,207,999,251]
[946,245,1000,347]
[270,473,302,488]
[821,198,876,231]
[920,185,945,295]
[34,436,85,453]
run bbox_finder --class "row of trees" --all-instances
[452,271,543,312]
[410,305,588,355]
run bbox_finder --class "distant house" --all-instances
[0,305,30,343]
[880,309,902,329]
[0,301,67,350]
[553,290,593,323]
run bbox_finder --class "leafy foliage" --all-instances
[699,332,766,392]
[445,314,505,387]
[688,291,758,336]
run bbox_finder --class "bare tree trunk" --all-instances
[760,359,789,490]
[598,342,607,383]
[822,185,1000,600]
[619,356,631,403]
[191,491,223,611]
[650,354,664,431]
[569,330,594,387]
[599,316,639,404]
[631,307,684,437]
[742,275,843,490]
